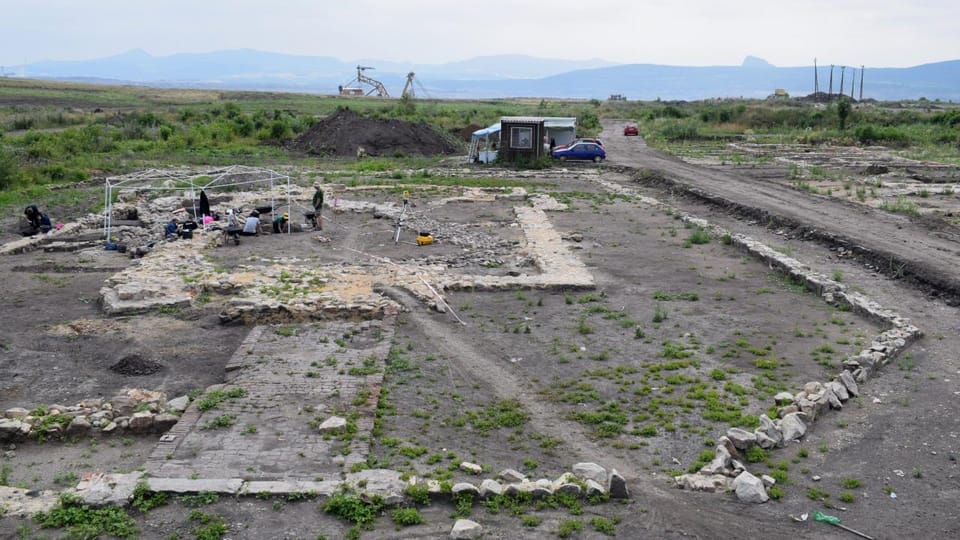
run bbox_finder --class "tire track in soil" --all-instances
[602,120,960,306]
[381,287,805,537]
[383,286,633,474]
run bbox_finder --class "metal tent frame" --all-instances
[103,165,292,241]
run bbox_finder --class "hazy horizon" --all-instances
[2,0,958,69]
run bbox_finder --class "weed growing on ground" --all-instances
[34,493,138,539]
[590,516,618,535]
[131,481,168,513]
[189,510,228,540]
[391,507,424,526]
[202,414,237,430]
[558,519,584,537]
[324,492,384,531]
[196,387,246,411]
[179,492,220,507]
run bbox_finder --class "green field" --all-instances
[2,77,958,212]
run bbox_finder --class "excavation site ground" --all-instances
[1,121,959,539]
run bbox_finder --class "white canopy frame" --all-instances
[103,165,292,241]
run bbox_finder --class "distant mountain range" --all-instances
[6,49,960,101]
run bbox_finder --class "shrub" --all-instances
[391,507,424,526]
[686,227,710,245]
[323,493,383,528]
[657,120,700,141]
[745,446,767,463]
[0,147,19,189]
[34,493,138,539]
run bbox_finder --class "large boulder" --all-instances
[732,471,769,503]
[675,473,732,492]
[699,445,732,475]
[608,469,630,499]
[572,462,607,484]
[726,428,757,450]
[780,412,807,442]
[840,370,860,396]
[826,381,849,402]
[450,519,483,539]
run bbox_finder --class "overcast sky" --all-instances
[2,0,957,68]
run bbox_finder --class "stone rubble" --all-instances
[1,389,184,443]
[0,460,630,518]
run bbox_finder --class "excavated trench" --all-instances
[625,166,960,306]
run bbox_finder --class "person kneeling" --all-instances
[272,213,290,234]
[241,211,262,236]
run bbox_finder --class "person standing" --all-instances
[311,183,325,230]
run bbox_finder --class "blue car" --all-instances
[552,141,606,162]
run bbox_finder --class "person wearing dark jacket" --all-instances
[22,204,52,235]
[311,184,324,230]
[164,218,180,240]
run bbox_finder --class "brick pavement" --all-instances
[144,319,393,483]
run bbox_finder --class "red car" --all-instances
[623,125,639,136]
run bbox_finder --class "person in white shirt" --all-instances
[241,210,262,236]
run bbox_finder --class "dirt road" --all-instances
[602,120,960,304]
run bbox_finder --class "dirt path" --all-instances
[602,120,960,304]
[383,287,632,474]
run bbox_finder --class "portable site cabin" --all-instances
[543,117,577,148]
[469,116,576,164]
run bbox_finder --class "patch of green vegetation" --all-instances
[652,290,699,301]
[202,413,237,430]
[841,477,862,489]
[684,227,711,246]
[558,519,584,538]
[131,481,168,513]
[465,399,529,434]
[189,509,228,540]
[880,196,920,216]
[323,492,383,530]
[34,493,138,539]
[196,387,246,411]
[179,491,220,507]
[590,516,617,536]
[391,507,424,526]
[347,355,381,376]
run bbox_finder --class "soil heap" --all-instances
[290,108,460,157]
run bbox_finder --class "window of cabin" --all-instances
[510,127,533,149]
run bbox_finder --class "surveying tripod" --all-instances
[393,191,409,245]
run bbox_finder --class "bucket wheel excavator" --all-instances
[339,65,390,97]
[401,72,431,99]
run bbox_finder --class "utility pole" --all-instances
[859,65,865,101]
[814,58,819,95]
[850,68,856,99]
[839,66,845,96]
[828,65,834,96]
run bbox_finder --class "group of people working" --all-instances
[162,184,325,240]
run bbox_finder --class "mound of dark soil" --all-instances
[289,108,460,157]
[110,354,163,376]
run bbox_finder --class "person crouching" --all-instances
[272,212,290,233]
[241,210,262,236]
